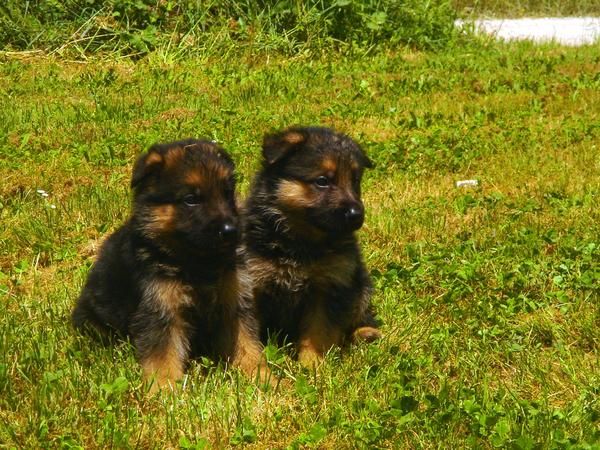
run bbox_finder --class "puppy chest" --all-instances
[147,278,225,314]
[250,254,358,297]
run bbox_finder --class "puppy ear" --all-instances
[353,141,373,169]
[262,129,306,165]
[131,149,164,188]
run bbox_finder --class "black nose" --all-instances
[344,205,364,230]
[218,222,238,241]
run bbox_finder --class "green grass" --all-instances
[1,40,599,448]
[0,0,457,57]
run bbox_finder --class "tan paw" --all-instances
[298,347,323,368]
[352,326,382,343]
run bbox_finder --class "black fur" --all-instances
[72,139,264,385]
[242,127,381,360]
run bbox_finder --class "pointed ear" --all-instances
[262,129,306,166]
[131,149,164,189]
[354,141,373,169]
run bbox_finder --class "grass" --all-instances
[1,38,599,447]
[0,1,457,57]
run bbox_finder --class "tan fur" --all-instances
[185,169,204,186]
[352,326,382,343]
[276,179,316,208]
[139,278,194,391]
[309,252,358,286]
[219,270,269,380]
[321,157,337,173]
[246,254,306,294]
[283,131,305,144]
[298,302,343,367]
[141,316,189,392]
[246,253,363,356]
[163,146,185,168]
[246,252,357,294]
[233,322,269,381]
[274,180,329,241]
[218,270,242,312]
[148,204,177,234]
[212,161,231,180]
[145,152,163,166]
[145,278,193,312]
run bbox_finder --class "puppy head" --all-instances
[261,127,372,237]
[131,139,238,256]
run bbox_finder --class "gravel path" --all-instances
[455,17,600,46]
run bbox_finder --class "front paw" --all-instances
[142,362,183,395]
[297,347,323,368]
[241,358,272,383]
[352,326,382,343]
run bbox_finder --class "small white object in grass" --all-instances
[36,189,47,195]
[455,179,479,188]
[49,204,56,209]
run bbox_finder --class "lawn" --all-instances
[0,24,599,450]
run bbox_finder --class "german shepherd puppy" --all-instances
[242,127,381,366]
[72,139,266,389]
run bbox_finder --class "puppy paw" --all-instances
[352,326,382,343]
[248,362,273,386]
[297,347,323,368]
[144,373,178,395]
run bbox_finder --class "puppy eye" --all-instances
[315,176,330,188]
[183,194,203,206]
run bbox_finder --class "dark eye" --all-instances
[315,176,330,188]
[183,194,203,206]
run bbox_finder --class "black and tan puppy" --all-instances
[72,139,265,389]
[242,126,381,366]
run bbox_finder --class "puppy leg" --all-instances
[215,310,270,382]
[231,318,270,382]
[297,304,343,367]
[138,331,188,392]
[135,319,189,392]
[218,271,270,382]
[132,289,190,392]
[351,288,382,343]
